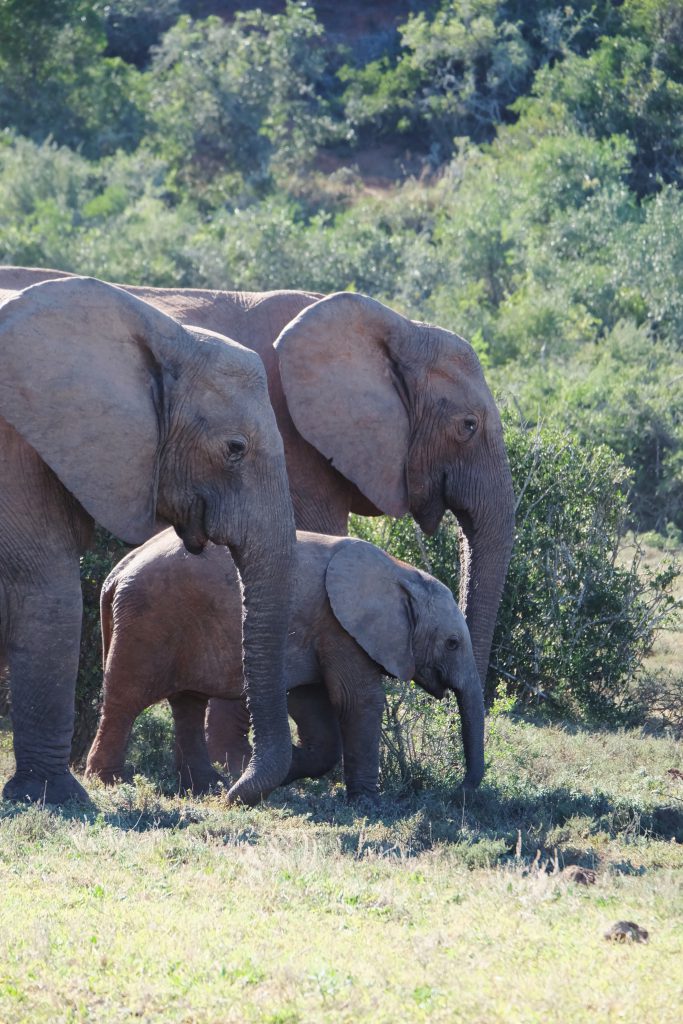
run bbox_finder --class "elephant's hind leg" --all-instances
[85,702,139,784]
[284,684,342,784]
[169,692,228,794]
[205,697,252,782]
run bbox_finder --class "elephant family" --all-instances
[0,277,295,805]
[85,528,485,798]
[0,266,515,749]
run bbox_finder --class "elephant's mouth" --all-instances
[175,494,209,555]
[415,673,448,701]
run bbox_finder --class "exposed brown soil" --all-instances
[313,142,428,192]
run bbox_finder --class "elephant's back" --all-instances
[0,266,73,292]
[124,287,319,359]
[106,528,244,689]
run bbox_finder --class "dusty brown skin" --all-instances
[0,277,295,805]
[0,267,515,759]
[86,529,485,798]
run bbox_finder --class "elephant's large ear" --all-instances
[275,292,412,516]
[0,277,186,544]
[325,538,418,680]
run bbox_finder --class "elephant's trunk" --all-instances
[450,457,515,705]
[454,672,486,789]
[226,468,295,805]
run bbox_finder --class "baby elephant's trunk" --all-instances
[454,675,486,789]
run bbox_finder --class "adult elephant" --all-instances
[0,276,295,805]
[0,267,515,759]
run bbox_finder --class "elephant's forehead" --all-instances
[423,577,462,619]
[196,334,267,390]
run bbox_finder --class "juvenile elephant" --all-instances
[0,277,295,805]
[85,529,485,798]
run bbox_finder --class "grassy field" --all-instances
[0,711,681,1024]
[638,537,683,679]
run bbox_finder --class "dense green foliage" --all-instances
[0,0,680,733]
[0,0,681,533]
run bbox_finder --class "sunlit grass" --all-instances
[0,716,681,1023]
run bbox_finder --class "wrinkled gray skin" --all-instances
[0,267,515,768]
[0,277,295,806]
[86,529,485,798]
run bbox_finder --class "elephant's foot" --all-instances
[84,763,131,786]
[177,764,228,796]
[3,769,89,805]
[346,785,380,808]
[452,771,484,800]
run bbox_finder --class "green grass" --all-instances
[0,715,682,1023]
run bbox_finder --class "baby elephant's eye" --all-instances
[226,438,247,462]
[445,636,460,651]
[463,416,478,435]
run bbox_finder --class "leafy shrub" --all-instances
[499,321,683,533]
[351,418,679,723]
[144,4,336,195]
[340,0,532,155]
[521,8,683,195]
[0,0,146,158]
[338,0,622,159]
[493,420,677,718]
[126,704,176,781]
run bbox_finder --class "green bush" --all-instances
[351,419,679,723]
[493,420,677,719]
[520,5,683,195]
[498,321,683,533]
[340,0,532,154]
[144,4,336,196]
[0,0,146,158]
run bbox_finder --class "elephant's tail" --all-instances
[100,578,116,670]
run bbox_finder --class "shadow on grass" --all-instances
[1,738,682,869]
[1,788,681,876]
[2,770,682,849]
[261,774,683,865]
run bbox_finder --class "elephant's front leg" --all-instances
[333,676,385,801]
[3,578,89,804]
[284,684,342,784]
[170,692,229,794]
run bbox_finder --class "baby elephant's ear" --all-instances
[325,539,416,680]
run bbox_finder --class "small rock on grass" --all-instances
[604,921,649,943]
[562,865,597,885]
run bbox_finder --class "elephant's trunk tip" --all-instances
[225,743,293,807]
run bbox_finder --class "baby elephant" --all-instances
[86,529,485,798]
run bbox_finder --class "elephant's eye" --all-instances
[463,416,478,436]
[446,636,460,651]
[226,438,247,462]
